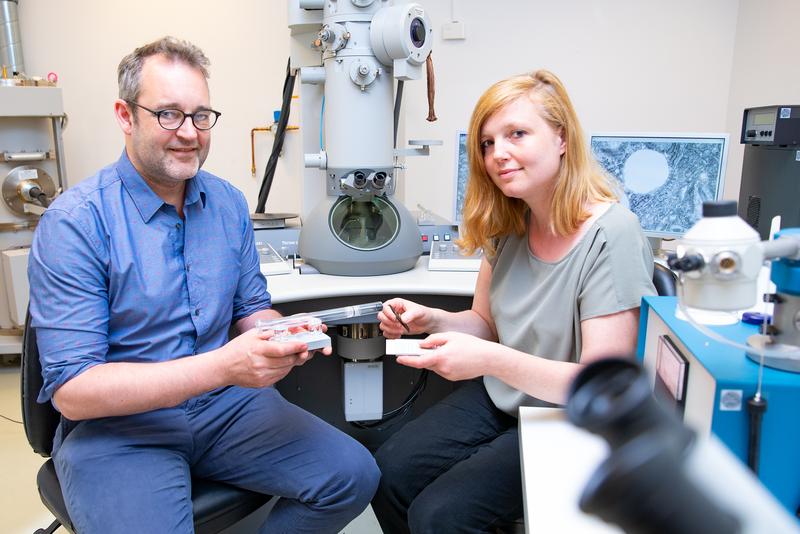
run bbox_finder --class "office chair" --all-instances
[20,312,272,534]
[653,261,678,297]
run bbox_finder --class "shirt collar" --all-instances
[185,173,207,209]
[116,150,207,223]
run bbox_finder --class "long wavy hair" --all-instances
[458,70,616,257]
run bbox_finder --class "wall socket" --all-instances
[442,21,466,40]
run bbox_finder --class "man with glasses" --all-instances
[27,36,379,533]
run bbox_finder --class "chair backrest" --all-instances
[653,262,677,297]
[20,311,61,457]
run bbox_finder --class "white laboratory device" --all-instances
[0,2,65,356]
[290,0,438,276]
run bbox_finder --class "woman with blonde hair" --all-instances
[371,70,656,533]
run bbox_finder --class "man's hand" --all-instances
[221,327,329,388]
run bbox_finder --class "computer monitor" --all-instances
[590,133,728,240]
[453,129,468,224]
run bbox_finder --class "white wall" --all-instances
[13,1,794,222]
[402,0,739,219]
[16,0,298,214]
[725,0,800,202]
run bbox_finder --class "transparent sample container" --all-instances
[309,302,383,323]
[256,315,331,351]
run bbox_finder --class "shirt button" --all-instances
[175,223,181,229]
[194,309,200,316]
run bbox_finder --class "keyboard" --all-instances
[427,242,482,272]
[257,242,293,276]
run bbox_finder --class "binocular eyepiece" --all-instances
[566,358,741,534]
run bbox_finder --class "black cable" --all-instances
[381,369,428,419]
[746,394,767,473]
[349,369,429,430]
[256,57,297,213]
[0,413,23,424]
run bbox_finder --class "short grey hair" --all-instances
[117,36,210,103]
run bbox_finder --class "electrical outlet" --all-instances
[442,21,466,40]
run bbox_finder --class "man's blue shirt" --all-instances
[29,151,271,404]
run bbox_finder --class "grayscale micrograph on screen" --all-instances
[590,136,726,237]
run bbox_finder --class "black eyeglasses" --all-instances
[126,100,221,131]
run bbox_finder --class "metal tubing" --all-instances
[0,0,24,75]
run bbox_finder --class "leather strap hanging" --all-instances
[426,53,437,122]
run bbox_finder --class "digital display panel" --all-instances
[753,111,774,126]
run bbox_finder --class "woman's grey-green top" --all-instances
[485,203,657,415]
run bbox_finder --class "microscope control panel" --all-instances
[427,238,482,272]
[417,212,483,271]
[256,241,293,276]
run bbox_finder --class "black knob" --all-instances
[667,253,704,272]
[702,201,737,217]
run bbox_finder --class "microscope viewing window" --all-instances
[329,196,400,251]
[410,17,426,47]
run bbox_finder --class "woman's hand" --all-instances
[395,331,492,381]
[378,298,435,339]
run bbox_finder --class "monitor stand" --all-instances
[647,236,671,261]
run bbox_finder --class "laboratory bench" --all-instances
[263,256,478,306]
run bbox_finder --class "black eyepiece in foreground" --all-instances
[566,358,741,534]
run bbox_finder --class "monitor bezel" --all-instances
[589,131,729,239]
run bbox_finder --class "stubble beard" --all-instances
[134,138,209,187]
